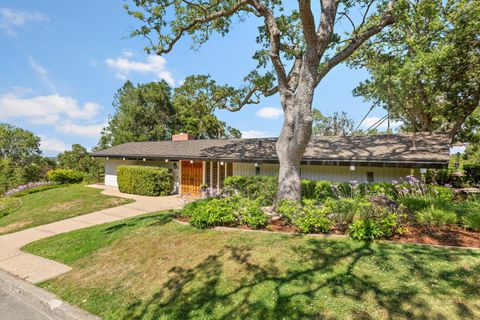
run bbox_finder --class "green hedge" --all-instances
[47,169,84,184]
[117,165,173,196]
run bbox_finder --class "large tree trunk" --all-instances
[276,82,315,201]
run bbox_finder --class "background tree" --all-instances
[125,0,397,201]
[173,75,242,139]
[0,123,53,193]
[350,0,479,142]
[58,144,101,183]
[312,110,354,136]
[98,80,175,148]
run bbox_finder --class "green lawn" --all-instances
[0,185,132,235]
[23,213,480,320]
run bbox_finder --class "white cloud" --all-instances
[106,55,175,86]
[242,130,271,138]
[28,56,57,93]
[121,49,135,57]
[56,121,106,139]
[256,107,283,119]
[0,8,48,37]
[362,116,403,130]
[0,92,100,124]
[39,136,68,154]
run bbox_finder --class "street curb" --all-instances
[0,269,100,320]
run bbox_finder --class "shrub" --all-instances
[239,199,268,229]
[348,213,405,241]
[47,169,84,184]
[278,200,332,233]
[117,165,172,196]
[462,212,480,231]
[464,163,480,185]
[322,198,363,229]
[349,219,384,241]
[416,205,457,227]
[181,198,213,217]
[301,179,317,199]
[314,181,335,201]
[189,197,240,229]
[224,176,277,205]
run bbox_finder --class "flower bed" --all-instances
[182,176,480,247]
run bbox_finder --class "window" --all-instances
[255,166,260,176]
[367,172,374,183]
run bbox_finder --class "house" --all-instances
[92,132,450,197]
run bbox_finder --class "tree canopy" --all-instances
[350,0,479,142]
[312,110,354,136]
[0,123,41,166]
[98,79,242,148]
[124,0,398,201]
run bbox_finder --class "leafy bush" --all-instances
[181,198,213,217]
[348,213,404,241]
[117,165,172,196]
[462,212,480,231]
[239,199,268,229]
[47,169,84,184]
[322,198,364,229]
[301,179,317,199]
[416,205,457,227]
[314,181,335,201]
[189,197,240,228]
[278,200,332,233]
[224,176,277,205]
[464,163,480,185]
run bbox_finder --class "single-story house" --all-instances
[92,132,450,197]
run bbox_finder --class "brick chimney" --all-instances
[172,133,195,141]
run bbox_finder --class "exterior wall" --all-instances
[104,159,180,193]
[233,162,420,183]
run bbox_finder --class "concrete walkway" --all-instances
[0,185,186,283]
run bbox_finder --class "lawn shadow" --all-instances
[103,213,172,234]
[123,237,480,319]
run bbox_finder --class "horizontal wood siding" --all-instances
[233,162,419,183]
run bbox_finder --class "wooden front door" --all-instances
[181,161,203,196]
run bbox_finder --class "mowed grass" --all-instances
[23,213,480,320]
[0,185,132,235]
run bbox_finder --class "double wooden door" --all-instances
[181,161,203,196]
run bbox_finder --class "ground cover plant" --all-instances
[0,185,132,235]
[23,212,480,320]
[191,176,480,245]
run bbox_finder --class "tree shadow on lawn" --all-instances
[103,213,173,234]
[123,237,480,320]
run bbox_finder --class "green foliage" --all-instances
[189,197,239,229]
[300,179,316,199]
[348,213,404,241]
[461,212,480,232]
[0,123,41,166]
[277,200,332,233]
[117,165,172,196]
[58,144,101,183]
[416,205,457,227]
[239,199,268,229]
[173,75,242,139]
[312,110,354,136]
[463,163,480,185]
[322,198,367,229]
[224,176,277,205]
[47,169,84,184]
[10,184,67,198]
[314,180,335,201]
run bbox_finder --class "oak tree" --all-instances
[126,0,397,200]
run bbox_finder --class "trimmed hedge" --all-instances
[117,165,173,196]
[47,169,84,184]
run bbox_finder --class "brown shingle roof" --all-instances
[92,132,450,168]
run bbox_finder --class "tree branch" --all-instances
[316,0,396,83]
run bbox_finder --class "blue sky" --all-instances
[0,1,394,156]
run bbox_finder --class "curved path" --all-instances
[0,185,186,283]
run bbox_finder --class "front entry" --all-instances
[181,161,203,196]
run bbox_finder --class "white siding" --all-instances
[104,159,180,193]
[232,162,419,183]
